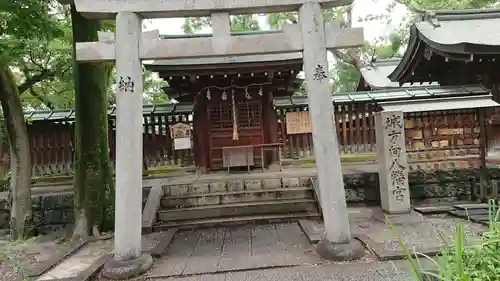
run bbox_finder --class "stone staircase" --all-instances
[152,177,321,231]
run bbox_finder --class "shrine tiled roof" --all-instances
[22,85,491,122]
[388,8,500,83]
[414,8,500,49]
[24,103,194,122]
[274,84,490,107]
[358,58,437,90]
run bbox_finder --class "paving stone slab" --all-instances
[36,239,112,280]
[27,239,87,278]
[148,223,322,278]
[454,203,489,210]
[469,214,491,224]
[149,230,199,278]
[297,219,324,244]
[151,230,177,257]
[414,206,456,215]
[182,228,225,275]
[449,208,489,218]
[217,226,252,271]
[274,222,322,265]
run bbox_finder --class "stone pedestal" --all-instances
[316,238,365,262]
[103,11,152,279]
[299,2,362,261]
[371,207,423,225]
[375,110,411,214]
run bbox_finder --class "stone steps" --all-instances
[151,177,320,230]
[157,199,318,222]
[153,212,321,231]
[161,187,313,208]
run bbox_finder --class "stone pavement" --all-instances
[14,207,485,281]
[300,207,486,260]
[148,223,336,278]
[152,260,415,281]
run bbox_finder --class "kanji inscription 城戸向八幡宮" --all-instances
[385,113,407,202]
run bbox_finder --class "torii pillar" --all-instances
[299,2,364,260]
[102,12,153,279]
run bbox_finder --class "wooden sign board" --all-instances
[170,122,191,139]
[286,111,312,134]
[174,137,191,150]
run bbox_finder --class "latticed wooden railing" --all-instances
[25,104,195,176]
[276,102,377,158]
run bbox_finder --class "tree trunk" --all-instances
[70,5,114,242]
[0,66,33,240]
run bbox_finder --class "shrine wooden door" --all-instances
[208,97,263,170]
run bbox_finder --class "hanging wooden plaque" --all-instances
[286,111,312,134]
[170,122,191,139]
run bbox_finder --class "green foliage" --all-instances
[2,1,168,111]
[331,63,360,93]
[143,69,169,104]
[1,0,73,110]
[182,14,261,34]
[397,0,498,10]
[0,0,63,64]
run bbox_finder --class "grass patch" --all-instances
[289,153,377,165]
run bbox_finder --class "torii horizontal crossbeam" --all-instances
[76,23,363,62]
[72,0,353,19]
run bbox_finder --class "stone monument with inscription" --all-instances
[374,110,422,224]
[68,0,366,277]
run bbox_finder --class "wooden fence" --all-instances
[277,104,484,171]
[277,102,377,158]
[8,101,494,176]
[26,112,194,176]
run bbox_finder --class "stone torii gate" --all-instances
[71,0,364,279]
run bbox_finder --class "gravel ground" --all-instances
[0,233,71,281]
[349,208,487,253]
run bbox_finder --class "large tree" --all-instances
[70,5,115,241]
[0,0,68,239]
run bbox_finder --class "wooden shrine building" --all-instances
[145,45,303,172]
[383,8,500,151]
[387,8,500,93]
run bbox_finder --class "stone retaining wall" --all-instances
[0,189,151,234]
[344,168,500,204]
[1,168,498,232]
[0,192,74,234]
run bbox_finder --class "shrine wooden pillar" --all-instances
[193,91,210,173]
[261,86,278,166]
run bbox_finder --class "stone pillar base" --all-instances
[102,253,153,280]
[371,208,423,225]
[316,238,365,261]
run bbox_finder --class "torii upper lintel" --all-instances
[71,0,353,19]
